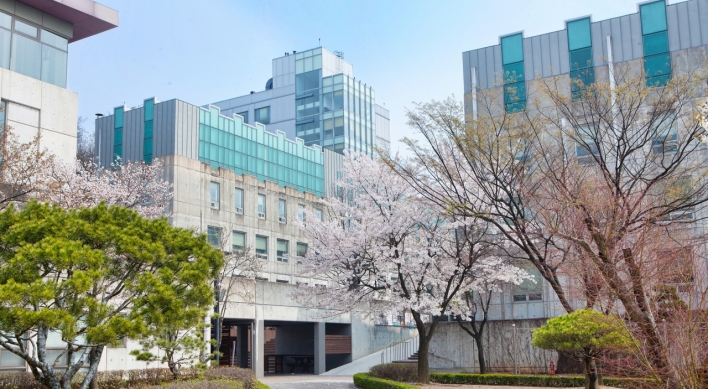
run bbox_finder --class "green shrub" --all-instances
[353,373,421,389]
[368,363,417,383]
[429,373,659,388]
[205,367,258,389]
[256,382,270,389]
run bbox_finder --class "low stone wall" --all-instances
[428,319,557,374]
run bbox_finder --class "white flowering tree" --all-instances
[295,153,527,383]
[41,158,172,218]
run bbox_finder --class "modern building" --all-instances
[431,0,708,372]
[94,97,412,377]
[210,47,391,156]
[0,0,117,162]
[0,0,118,372]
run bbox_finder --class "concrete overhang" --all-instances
[18,0,118,42]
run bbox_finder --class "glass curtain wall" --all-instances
[198,106,325,197]
[567,18,595,100]
[143,98,154,163]
[0,12,68,88]
[501,33,526,113]
[295,47,376,156]
[113,107,124,163]
[640,0,671,86]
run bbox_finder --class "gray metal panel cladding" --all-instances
[591,20,606,66]
[493,45,503,86]
[630,13,643,60]
[549,32,561,75]
[523,38,534,81]
[619,16,634,61]
[676,2,692,50]
[532,35,543,79]
[559,31,570,73]
[687,0,702,47]
[473,49,487,90]
[667,3,681,52]
[700,0,708,45]
[155,99,176,159]
[540,34,552,78]
[96,115,113,168]
[610,17,624,62]
[485,46,496,88]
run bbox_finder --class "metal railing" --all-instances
[380,335,419,364]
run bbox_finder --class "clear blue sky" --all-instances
[68,0,642,152]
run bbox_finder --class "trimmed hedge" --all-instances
[430,373,659,388]
[353,373,421,389]
[369,363,417,383]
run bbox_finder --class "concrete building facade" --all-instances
[93,97,412,377]
[435,0,708,372]
[210,47,391,156]
[0,0,118,372]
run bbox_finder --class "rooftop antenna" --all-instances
[318,38,321,47]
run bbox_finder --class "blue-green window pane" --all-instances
[11,34,40,79]
[501,33,524,65]
[570,68,595,90]
[113,145,122,159]
[505,101,526,113]
[144,138,153,155]
[643,31,668,56]
[645,53,671,77]
[647,74,671,87]
[114,107,124,128]
[144,121,153,138]
[503,62,524,83]
[567,18,592,51]
[640,1,667,35]
[144,99,154,121]
[569,47,593,71]
[114,129,123,144]
[504,82,526,104]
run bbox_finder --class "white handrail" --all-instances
[380,335,419,365]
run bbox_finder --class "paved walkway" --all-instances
[260,374,355,389]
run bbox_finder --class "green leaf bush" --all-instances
[353,373,421,389]
[429,373,659,388]
[368,363,417,383]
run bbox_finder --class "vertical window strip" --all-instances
[640,0,671,86]
[113,107,123,163]
[566,18,595,100]
[500,33,526,113]
[143,98,154,163]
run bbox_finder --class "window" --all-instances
[113,106,123,163]
[501,33,526,113]
[277,239,289,262]
[640,1,671,86]
[659,176,695,221]
[234,188,244,214]
[256,235,268,260]
[278,199,287,223]
[237,111,248,124]
[255,106,270,124]
[232,231,245,252]
[257,194,266,219]
[0,100,6,132]
[567,17,595,100]
[576,125,599,163]
[207,226,221,247]
[210,182,220,209]
[143,98,154,163]
[296,242,308,258]
[315,209,323,221]
[652,111,678,154]
[513,262,543,302]
[295,69,321,92]
[298,204,305,221]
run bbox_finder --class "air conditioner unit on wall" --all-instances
[210,202,219,209]
[258,212,266,219]
[235,207,243,214]
[279,217,286,223]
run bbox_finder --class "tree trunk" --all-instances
[89,375,98,389]
[584,355,599,389]
[417,335,430,384]
[474,335,486,374]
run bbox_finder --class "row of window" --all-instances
[0,12,68,88]
[208,181,323,221]
[207,227,308,264]
[237,107,270,125]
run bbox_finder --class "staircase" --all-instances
[380,335,419,365]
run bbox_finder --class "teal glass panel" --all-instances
[504,82,526,104]
[501,33,523,65]
[567,18,592,51]
[503,62,524,83]
[569,47,593,71]
[643,31,668,56]
[506,101,526,113]
[114,129,122,144]
[144,99,154,121]
[113,145,122,159]
[114,107,124,128]
[647,73,671,87]
[144,121,153,138]
[645,53,671,77]
[570,68,595,89]
[640,1,667,35]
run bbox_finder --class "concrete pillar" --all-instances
[253,320,264,378]
[314,322,326,375]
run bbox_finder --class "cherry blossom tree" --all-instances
[40,158,172,219]
[294,152,527,383]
